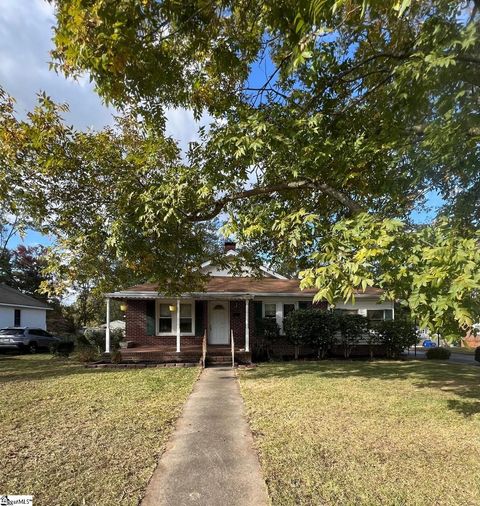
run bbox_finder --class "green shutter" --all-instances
[195,300,205,337]
[146,300,155,336]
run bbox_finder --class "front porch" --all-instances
[119,343,252,365]
[105,295,256,364]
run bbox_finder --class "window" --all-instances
[367,310,384,321]
[283,303,295,318]
[29,329,45,336]
[264,303,276,318]
[367,309,393,321]
[14,309,21,327]
[180,304,192,333]
[334,309,358,316]
[299,301,312,310]
[157,302,194,334]
[158,304,172,333]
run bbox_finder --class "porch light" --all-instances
[120,303,127,312]
[169,304,176,312]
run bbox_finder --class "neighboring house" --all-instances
[100,320,126,332]
[0,284,51,330]
[105,242,394,361]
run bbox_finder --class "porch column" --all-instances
[245,298,250,353]
[105,297,111,354]
[176,298,181,352]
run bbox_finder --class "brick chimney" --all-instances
[224,241,236,253]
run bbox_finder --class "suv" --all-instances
[0,327,60,353]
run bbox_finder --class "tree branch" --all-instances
[188,179,363,222]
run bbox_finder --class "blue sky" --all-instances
[2,1,439,250]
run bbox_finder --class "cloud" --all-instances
[0,0,211,146]
[0,0,115,129]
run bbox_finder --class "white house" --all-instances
[0,284,52,330]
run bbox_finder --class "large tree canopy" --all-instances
[1,0,479,334]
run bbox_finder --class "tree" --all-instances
[337,314,369,359]
[1,1,480,333]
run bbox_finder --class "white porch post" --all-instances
[105,297,111,354]
[176,298,181,353]
[245,298,250,352]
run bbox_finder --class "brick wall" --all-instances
[125,299,202,347]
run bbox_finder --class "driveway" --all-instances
[405,349,479,366]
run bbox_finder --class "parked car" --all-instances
[0,327,60,353]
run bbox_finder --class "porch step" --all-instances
[206,355,234,365]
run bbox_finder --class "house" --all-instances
[105,242,394,362]
[0,284,51,330]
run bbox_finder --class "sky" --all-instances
[1,0,440,250]
[0,0,209,248]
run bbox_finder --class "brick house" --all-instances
[105,243,394,362]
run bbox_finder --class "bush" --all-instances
[50,341,75,358]
[284,309,317,359]
[337,314,369,359]
[256,318,280,360]
[308,311,338,359]
[376,320,418,359]
[83,327,123,352]
[474,346,480,363]
[75,346,99,363]
[283,309,338,360]
[111,349,122,364]
[426,347,451,360]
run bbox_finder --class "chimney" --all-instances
[224,241,236,253]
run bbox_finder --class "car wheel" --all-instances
[28,342,38,354]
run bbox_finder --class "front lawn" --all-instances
[239,361,480,505]
[0,355,198,505]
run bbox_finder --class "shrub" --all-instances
[256,318,280,360]
[474,347,480,363]
[284,309,313,359]
[337,314,369,359]
[308,311,338,359]
[83,327,123,352]
[284,309,337,360]
[376,320,418,359]
[50,341,75,358]
[111,350,123,364]
[426,347,451,360]
[75,346,99,363]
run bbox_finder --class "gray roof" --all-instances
[0,284,51,310]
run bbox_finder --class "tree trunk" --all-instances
[294,345,299,360]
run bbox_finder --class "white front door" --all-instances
[209,301,230,345]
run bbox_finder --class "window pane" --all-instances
[159,304,171,317]
[180,318,192,333]
[367,310,384,321]
[334,309,358,316]
[14,309,21,326]
[159,317,172,332]
[299,301,312,310]
[384,309,393,321]
[283,304,295,318]
[264,303,276,318]
[180,303,192,318]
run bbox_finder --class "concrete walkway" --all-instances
[142,367,269,506]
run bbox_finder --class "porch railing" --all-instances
[231,329,235,368]
[201,329,207,368]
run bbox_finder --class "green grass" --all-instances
[0,354,198,505]
[239,361,480,506]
